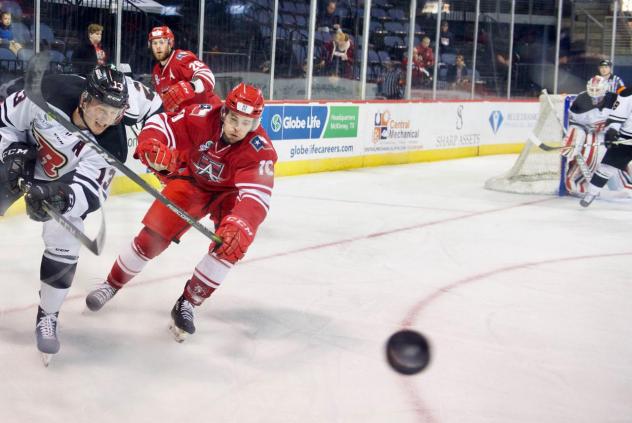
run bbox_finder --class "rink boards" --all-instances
[2,99,543,216]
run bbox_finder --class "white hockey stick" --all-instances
[19,178,106,255]
[24,52,223,245]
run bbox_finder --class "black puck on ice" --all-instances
[386,329,431,375]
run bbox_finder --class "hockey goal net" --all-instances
[485,93,570,195]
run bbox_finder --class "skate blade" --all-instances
[41,353,53,367]
[168,321,187,343]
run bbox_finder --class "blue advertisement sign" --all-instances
[262,105,328,141]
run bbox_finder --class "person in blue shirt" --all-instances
[0,10,22,54]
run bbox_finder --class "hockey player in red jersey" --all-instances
[148,26,220,112]
[85,83,277,342]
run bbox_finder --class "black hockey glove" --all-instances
[25,182,75,222]
[0,142,36,194]
[604,128,619,148]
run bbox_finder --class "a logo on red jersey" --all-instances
[32,127,68,178]
[198,140,214,152]
[193,154,224,182]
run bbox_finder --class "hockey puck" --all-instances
[386,329,431,375]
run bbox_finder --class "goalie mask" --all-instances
[586,75,608,105]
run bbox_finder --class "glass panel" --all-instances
[433,0,478,99]
[410,1,441,99]
[0,0,34,90]
[205,0,269,98]
[607,1,628,95]
[312,0,365,100]
[508,0,561,98]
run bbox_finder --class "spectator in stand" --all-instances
[321,30,354,78]
[401,37,434,86]
[447,54,471,89]
[317,1,341,33]
[439,21,455,54]
[72,23,107,74]
[0,10,22,55]
[598,59,625,93]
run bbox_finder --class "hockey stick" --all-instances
[533,138,632,151]
[18,178,106,255]
[24,52,223,245]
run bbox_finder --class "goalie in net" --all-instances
[485,76,632,198]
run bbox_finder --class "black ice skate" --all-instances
[580,192,598,208]
[35,306,60,367]
[169,295,195,343]
[85,282,119,311]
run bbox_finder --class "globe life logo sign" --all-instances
[270,113,322,133]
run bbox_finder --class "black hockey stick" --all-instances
[24,52,222,245]
[18,178,106,255]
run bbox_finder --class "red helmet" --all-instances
[224,83,265,128]
[148,26,175,48]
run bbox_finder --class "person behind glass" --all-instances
[401,37,434,86]
[598,59,625,94]
[447,54,470,89]
[378,61,404,99]
[322,30,353,78]
[439,21,455,54]
[317,1,340,32]
[0,10,22,55]
[72,23,107,74]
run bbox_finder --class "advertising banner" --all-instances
[262,104,360,161]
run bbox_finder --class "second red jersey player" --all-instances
[85,83,277,342]
[148,26,221,112]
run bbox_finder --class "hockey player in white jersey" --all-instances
[580,80,632,206]
[0,66,159,365]
[562,75,621,195]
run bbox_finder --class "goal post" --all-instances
[484,93,573,196]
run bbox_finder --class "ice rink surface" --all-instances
[1,154,631,423]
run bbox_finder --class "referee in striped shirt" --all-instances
[598,59,625,93]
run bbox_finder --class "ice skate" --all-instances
[85,282,118,312]
[169,295,195,343]
[35,306,59,367]
[580,192,598,208]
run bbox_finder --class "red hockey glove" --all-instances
[134,138,182,174]
[161,81,195,112]
[211,215,255,264]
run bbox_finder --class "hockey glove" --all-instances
[0,142,36,195]
[161,81,195,112]
[134,138,184,175]
[211,215,255,264]
[604,128,619,148]
[25,182,75,222]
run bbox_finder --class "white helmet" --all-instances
[586,75,609,104]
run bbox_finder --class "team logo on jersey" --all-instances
[489,110,504,134]
[250,136,270,152]
[198,140,214,152]
[32,126,68,178]
[176,52,187,60]
[193,154,224,182]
